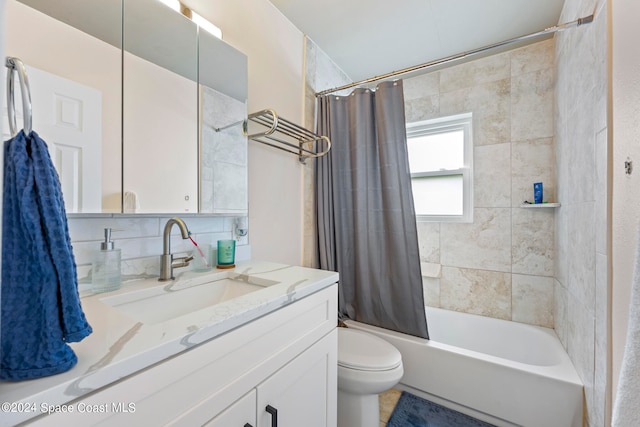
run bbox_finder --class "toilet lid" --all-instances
[337,328,402,371]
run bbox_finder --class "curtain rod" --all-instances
[315,14,594,97]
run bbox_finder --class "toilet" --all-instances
[337,327,404,427]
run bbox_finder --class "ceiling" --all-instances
[268,0,566,82]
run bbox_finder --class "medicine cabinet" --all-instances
[5,0,248,214]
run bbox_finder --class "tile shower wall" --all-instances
[68,215,249,291]
[404,39,556,328]
[555,0,608,426]
[303,37,557,328]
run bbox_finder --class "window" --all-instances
[406,113,473,222]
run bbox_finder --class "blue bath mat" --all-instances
[387,391,497,427]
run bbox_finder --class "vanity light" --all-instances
[156,0,181,13]
[190,10,223,39]
[155,0,223,40]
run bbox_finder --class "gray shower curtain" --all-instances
[315,80,429,339]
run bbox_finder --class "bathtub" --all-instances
[346,307,583,427]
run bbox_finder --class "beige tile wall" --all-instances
[555,0,609,425]
[405,39,556,329]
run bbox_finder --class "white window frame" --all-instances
[406,112,473,223]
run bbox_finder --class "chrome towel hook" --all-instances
[5,57,33,137]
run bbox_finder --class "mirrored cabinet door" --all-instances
[198,29,248,215]
[6,0,123,213]
[9,0,249,215]
[123,0,198,213]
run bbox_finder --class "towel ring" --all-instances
[5,57,33,137]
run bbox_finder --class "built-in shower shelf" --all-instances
[519,202,561,208]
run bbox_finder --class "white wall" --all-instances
[612,0,640,408]
[182,0,306,265]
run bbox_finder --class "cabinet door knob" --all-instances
[265,405,278,427]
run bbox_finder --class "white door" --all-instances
[2,65,102,213]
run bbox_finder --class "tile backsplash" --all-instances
[68,215,249,291]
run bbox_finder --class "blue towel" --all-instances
[1,130,92,381]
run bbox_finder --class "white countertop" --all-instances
[0,261,339,426]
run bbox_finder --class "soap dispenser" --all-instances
[92,228,122,293]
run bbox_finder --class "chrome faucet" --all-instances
[159,217,194,281]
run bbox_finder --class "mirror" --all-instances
[5,0,248,214]
[5,0,122,213]
[198,30,248,214]
[122,0,198,213]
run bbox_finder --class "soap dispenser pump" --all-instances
[91,228,122,293]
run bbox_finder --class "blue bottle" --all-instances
[534,182,543,204]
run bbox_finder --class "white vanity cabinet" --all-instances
[255,331,336,427]
[204,330,335,427]
[203,390,256,427]
[28,284,337,427]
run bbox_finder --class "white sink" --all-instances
[101,276,273,324]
